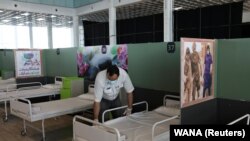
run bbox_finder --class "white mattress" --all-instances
[104,111,179,141]
[43,84,62,89]
[0,87,60,102]
[78,93,95,101]
[28,97,93,122]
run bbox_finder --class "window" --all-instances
[0,25,30,49]
[33,27,49,49]
[52,27,73,48]
[0,25,16,49]
[16,26,30,49]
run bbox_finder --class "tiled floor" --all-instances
[0,107,77,141]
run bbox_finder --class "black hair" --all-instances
[107,65,119,77]
[206,45,210,50]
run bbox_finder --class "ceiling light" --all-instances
[2,20,10,22]
[55,23,62,26]
[0,10,3,13]
[18,23,24,26]
[36,18,45,21]
[21,13,30,16]
[68,21,72,23]
[174,7,183,11]
[13,16,21,19]
[51,15,56,18]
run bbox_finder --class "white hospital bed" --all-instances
[73,95,180,141]
[10,94,94,141]
[0,77,62,121]
[0,77,16,92]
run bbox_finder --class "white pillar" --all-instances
[164,0,174,42]
[109,0,117,45]
[47,20,53,49]
[73,16,79,47]
[79,20,84,47]
[29,24,33,48]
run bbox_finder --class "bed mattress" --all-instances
[0,87,60,102]
[29,97,93,122]
[104,111,179,141]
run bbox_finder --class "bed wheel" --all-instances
[21,130,27,136]
[2,116,8,122]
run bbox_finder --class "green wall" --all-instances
[43,48,78,77]
[0,50,15,71]
[128,42,180,93]
[217,38,250,101]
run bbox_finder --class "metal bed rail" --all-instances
[102,101,148,123]
[227,114,250,125]
[73,115,122,141]
[163,95,180,106]
[1,82,42,122]
[54,76,63,85]
[152,115,179,141]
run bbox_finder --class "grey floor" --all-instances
[0,105,78,141]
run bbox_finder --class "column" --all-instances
[73,16,79,47]
[164,0,174,42]
[109,0,117,45]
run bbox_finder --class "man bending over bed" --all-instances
[93,65,134,123]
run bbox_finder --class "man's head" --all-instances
[206,45,210,54]
[186,48,190,55]
[107,65,119,81]
[192,42,196,52]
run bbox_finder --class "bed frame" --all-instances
[73,96,180,141]
[10,96,93,141]
[0,81,61,122]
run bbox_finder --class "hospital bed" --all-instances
[0,77,63,121]
[227,114,250,125]
[73,95,180,141]
[10,93,94,141]
[0,77,16,92]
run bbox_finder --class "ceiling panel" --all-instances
[12,0,102,8]
[1,0,249,26]
[0,9,73,27]
[80,0,249,22]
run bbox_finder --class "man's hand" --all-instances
[123,108,132,116]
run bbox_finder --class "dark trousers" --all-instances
[203,87,211,97]
[99,96,123,122]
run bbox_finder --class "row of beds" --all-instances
[3,77,248,141]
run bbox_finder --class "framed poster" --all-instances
[15,50,43,78]
[77,44,128,81]
[181,38,215,108]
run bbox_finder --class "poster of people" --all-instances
[181,38,215,108]
[15,50,42,77]
[77,44,128,81]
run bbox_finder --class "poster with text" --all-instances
[15,50,42,78]
[181,38,215,108]
[77,44,128,81]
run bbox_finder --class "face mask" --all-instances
[108,80,117,85]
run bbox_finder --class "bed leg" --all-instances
[42,119,46,141]
[21,119,27,136]
[2,100,8,122]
